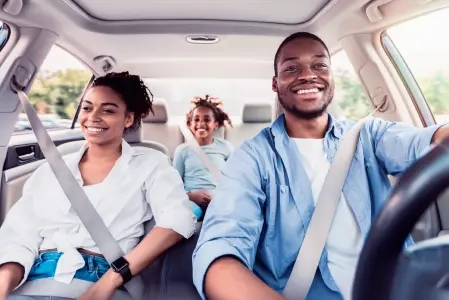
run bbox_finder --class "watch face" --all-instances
[112,257,128,271]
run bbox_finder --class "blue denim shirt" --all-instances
[192,113,444,299]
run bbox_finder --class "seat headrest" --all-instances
[143,99,168,123]
[124,126,142,143]
[242,103,273,123]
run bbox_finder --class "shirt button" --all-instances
[281,187,286,193]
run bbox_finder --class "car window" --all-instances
[144,78,273,120]
[332,50,371,121]
[384,8,449,124]
[14,45,92,134]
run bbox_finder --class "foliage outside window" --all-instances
[14,46,91,134]
[332,51,371,121]
[386,8,449,124]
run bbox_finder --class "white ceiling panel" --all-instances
[72,0,332,24]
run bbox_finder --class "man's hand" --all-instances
[188,192,212,207]
[78,269,122,300]
[431,125,449,145]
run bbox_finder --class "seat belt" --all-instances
[179,124,221,181]
[283,101,386,300]
[16,91,145,300]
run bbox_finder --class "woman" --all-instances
[173,95,233,220]
[0,72,196,300]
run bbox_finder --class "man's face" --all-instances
[272,38,334,120]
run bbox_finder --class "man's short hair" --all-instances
[273,32,330,76]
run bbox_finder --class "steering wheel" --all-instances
[352,136,449,300]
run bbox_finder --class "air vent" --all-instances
[186,35,220,44]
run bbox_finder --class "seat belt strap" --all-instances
[283,102,385,299]
[16,91,145,300]
[179,124,221,181]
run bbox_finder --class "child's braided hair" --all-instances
[186,95,232,128]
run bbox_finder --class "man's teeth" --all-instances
[296,88,320,94]
[86,127,106,132]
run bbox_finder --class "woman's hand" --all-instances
[0,262,24,299]
[78,269,121,300]
[188,192,212,207]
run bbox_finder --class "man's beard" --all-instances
[277,94,331,120]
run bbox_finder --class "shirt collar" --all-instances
[67,138,134,184]
[270,113,344,139]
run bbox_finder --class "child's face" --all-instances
[190,106,218,140]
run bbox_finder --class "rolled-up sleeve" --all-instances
[192,142,265,299]
[0,172,42,288]
[369,118,448,175]
[144,156,196,239]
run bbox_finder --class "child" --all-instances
[173,95,234,220]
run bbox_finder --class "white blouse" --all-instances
[0,140,196,286]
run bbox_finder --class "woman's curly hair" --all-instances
[91,71,154,131]
[186,95,232,128]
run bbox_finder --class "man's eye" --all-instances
[284,66,298,72]
[314,63,328,69]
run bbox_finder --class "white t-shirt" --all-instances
[292,138,364,300]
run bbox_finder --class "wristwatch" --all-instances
[111,256,133,285]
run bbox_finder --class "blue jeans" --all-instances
[7,252,110,300]
[191,202,203,220]
[28,251,110,282]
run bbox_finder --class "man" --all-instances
[192,32,449,300]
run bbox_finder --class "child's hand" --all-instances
[188,192,212,207]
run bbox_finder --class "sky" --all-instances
[40,7,449,79]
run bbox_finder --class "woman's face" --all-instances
[79,86,134,146]
[189,106,218,140]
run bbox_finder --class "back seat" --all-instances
[142,99,183,159]
[225,103,273,147]
[140,222,202,300]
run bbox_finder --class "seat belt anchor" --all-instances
[10,65,32,93]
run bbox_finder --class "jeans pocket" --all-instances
[28,253,60,281]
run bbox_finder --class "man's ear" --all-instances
[272,76,278,92]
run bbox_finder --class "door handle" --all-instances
[15,144,37,162]
[18,152,35,161]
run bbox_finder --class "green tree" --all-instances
[29,69,90,119]
[334,68,371,120]
[418,71,449,115]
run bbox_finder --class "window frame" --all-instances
[380,30,436,126]
[71,75,95,129]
